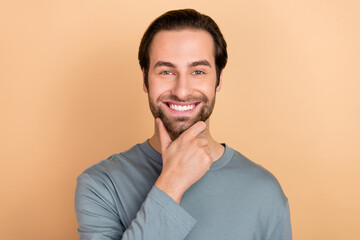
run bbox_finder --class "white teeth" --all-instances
[169,104,196,111]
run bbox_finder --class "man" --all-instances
[75,9,292,240]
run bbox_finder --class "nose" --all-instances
[170,74,193,100]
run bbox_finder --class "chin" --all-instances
[163,116,205,140]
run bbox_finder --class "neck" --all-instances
[148,119,225,162]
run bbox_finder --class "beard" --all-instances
[148,93,216,140]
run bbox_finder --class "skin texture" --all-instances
[145,29,225,204]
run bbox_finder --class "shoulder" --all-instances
[77,143,146,185]
[76,141,162,194]
[228,149,288,206]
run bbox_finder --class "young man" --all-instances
[75,9,292,240]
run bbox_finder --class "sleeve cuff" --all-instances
[148,186,197,231]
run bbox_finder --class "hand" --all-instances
[154,118,213,204]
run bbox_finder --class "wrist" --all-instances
[154,176,186,205]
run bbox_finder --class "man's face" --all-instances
[144,29,222,140]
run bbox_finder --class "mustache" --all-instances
[158,94,208,103]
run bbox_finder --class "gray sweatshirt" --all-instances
[75,141,292,239]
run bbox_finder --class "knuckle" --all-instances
[200,138,208,146]
[192,138,208,147]
[200,149,211,159]
[190,138,199,146]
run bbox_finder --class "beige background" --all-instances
[1,0,359,239]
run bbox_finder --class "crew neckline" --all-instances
[139,140,234,171]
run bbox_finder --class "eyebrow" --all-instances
[154,61,176,69]
[189,60,212,68]
[153,60,212,69]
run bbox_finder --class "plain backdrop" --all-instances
[1,0,359,239]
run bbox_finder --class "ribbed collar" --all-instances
[139,140,234,172]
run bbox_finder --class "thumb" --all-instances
[156,118,172,154]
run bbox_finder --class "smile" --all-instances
[163,102,200,112]
[169,104,195,111]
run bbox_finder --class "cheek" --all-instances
[199,83,217,97]
[147,85,164,102]
[148,79,170,97]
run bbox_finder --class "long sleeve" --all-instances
[75,143,292,239]
[75,173,197,240]
[268,200,292,240]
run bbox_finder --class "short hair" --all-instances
[138,9,228,89]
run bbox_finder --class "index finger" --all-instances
[180,121,207,141]
[156,118,172,154]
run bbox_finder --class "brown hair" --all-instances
[138,9,228,89]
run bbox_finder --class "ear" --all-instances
[142,70,148,93]
[216,72,223,92]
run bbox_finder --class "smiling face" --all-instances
[145,29,222,140]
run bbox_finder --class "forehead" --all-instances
[148,29,215,66]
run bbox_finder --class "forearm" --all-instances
[121,186,196,239]
[75,173,196,240]
[154,173,187,205]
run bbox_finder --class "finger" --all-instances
[205,146,211,155]
[195,138,208,147]
[181,121,207,141]
[156,118,172,154]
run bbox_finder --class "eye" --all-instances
[160,70,173,75]
[192,70,205,75]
